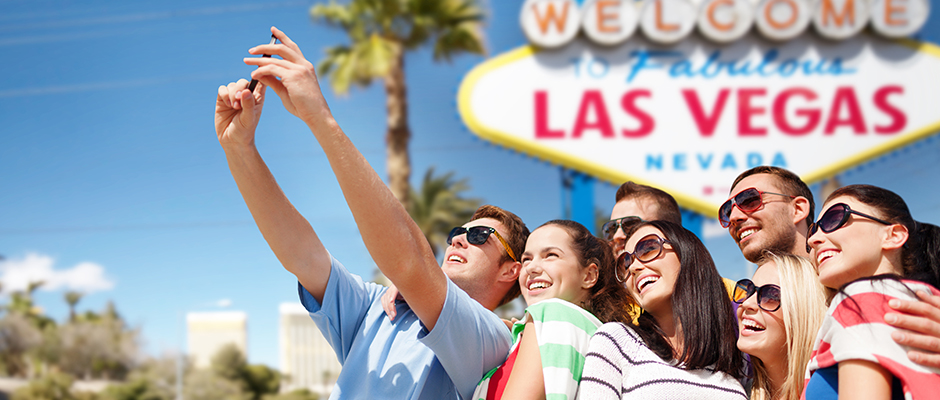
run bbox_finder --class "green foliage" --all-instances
[11,371,75,400]
[99,378,166,400]
[407,168,481,256]
[241,365,280,400]
[209,344,280,400]
[262,389,319,400]
[210,344,246,382]
[310,0,486,93]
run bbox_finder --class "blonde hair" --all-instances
[749,252,828,400]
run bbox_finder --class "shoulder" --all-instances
[525,298,602,328]
[589,322,645,352]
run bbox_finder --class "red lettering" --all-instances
[621,90,655,137]
[824,87,866,135]
[534,91,564,138]
[573,90,615,138]
[873,85,906,134]
[738,88,767,136]
[682,89,730,137]
[773,88,820,136]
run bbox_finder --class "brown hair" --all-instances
[472,205,530,306]
[538,220,634,324]
[732,166,815,226]
[826,185,940,288]
[614,181,681,225]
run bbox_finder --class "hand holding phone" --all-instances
[248,34,278,93]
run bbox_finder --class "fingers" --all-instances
[225,79,250,110]
[904,350,940,369]
[893,325,940,368]
[887,291,940,369]
[382,290,397,321]
[916,290,940,309]
[248,26,305,63]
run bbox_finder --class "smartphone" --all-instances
[248,34,278,93]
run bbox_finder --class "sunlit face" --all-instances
[806,196,897,289]
[736,261,787,367]
[609,198,660,257]
[623,226,680,318]
[519,225,594,306]
[727,174,801,262]
[442,218,514,293]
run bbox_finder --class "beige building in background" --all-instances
[279,302,341,395]
[186,311,248,368]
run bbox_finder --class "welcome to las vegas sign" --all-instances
[457,2,940,218]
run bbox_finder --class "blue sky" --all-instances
[2,0,940,369]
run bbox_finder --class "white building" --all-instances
[279,303,341,395]
[186,311,248,368]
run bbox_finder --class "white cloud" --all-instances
[0,253,115,294]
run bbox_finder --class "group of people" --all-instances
[214,27,940,399]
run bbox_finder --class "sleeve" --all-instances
[810,280,940,398]
[297,254,385,364]
[527,299,602,400]
[577,322,627,400]
[419,278,512,400]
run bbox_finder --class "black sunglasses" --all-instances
[732,279,781,312]
[601,216,643,241]
[616,234,671,282]
[805,203,894,252]
[447,226,517,262]
[719,187,796,228]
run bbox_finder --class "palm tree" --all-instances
[311,0,487,207]
[64,291,83,322]
[408,167,480,257]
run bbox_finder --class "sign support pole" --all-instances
[562,168,596,232]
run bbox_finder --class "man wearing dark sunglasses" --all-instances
[605,181,738,297]
[724,166,940,369]
[214,28,528,400]
[723,166,815,264]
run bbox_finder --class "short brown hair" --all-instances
[731,166,815,226]
[614,181,681,225]
[471,205,529,306]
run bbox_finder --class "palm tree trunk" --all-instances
[384,45,411,207]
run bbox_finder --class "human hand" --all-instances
[215,79,265,148]
[244,26,334,127]
[886,290,940,368]
[382,285,405,321]
[502,318,519,331]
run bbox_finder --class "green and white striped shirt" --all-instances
[473,298,602,400]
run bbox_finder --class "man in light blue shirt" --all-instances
[214,27,527,399]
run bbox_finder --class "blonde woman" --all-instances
[734,252,828,400]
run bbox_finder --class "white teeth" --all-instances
[742,319,765,331]
[817,250,838,264]
[739,228,757,240]
[528,281,551,291]
[637,276,659,291]
[447,255,465,263]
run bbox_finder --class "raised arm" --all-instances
[246,27,448,329]
[215,77,330,302]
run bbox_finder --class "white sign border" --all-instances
[457,38,940,217]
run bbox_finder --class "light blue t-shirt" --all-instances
[299,254,512,400]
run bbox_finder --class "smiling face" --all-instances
[727,174,802,263]
[519,225,594,306]
[736,261,787,368]
[807,196,900,289]
[609,198,660,257]
[623,226,680,319]
[442,218,514,294]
